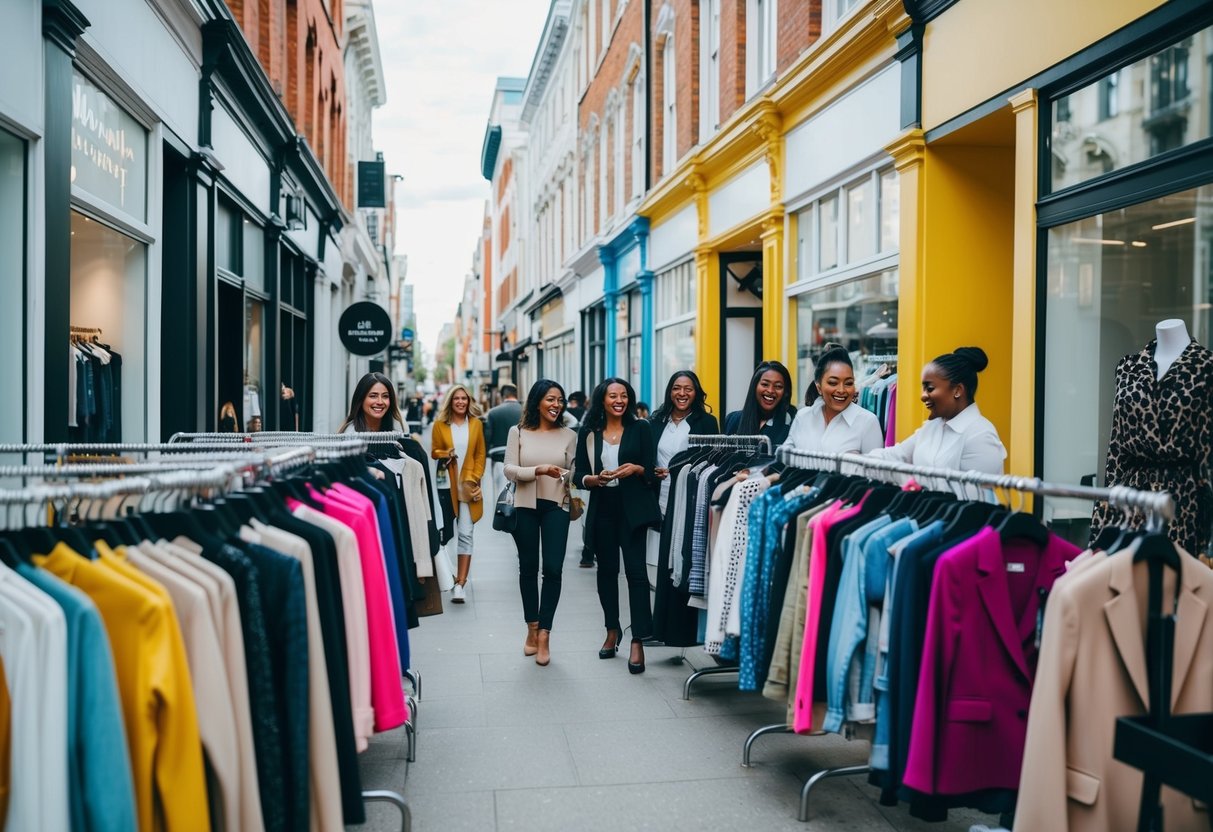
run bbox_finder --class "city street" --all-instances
[354,431,985,832]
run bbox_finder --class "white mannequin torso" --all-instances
[1154,319,1191,380]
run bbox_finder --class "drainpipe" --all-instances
[644,0,652,191]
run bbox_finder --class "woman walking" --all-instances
[431,384,487,603]
[504,379,577,666]
[574,378,661,674]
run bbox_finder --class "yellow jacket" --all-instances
[431,417,487,523]
[36,542,210,832]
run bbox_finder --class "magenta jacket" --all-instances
[903,526,1078,795]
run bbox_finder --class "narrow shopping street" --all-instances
[355,467,986,832]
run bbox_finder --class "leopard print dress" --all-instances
[1090,339,1213,555]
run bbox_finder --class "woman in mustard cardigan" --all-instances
[431,384,487,603]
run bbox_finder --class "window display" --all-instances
[69,211,146,441]
[1042,183,1213,534]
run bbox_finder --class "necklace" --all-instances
[670,411,688,424]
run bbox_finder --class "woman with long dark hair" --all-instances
[504,379,577,666]
[722,360,795,448]
[787,345,883,453]
[338,372,405,433]
[574,378,661,674]
[649,370,717,501]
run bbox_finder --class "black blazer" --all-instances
[647,410,719,444]
[574,420,662,548]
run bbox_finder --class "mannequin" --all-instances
[1154,318,1192,379]
[1091,320,1213,556]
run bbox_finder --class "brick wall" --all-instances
[649,0,701,181]
[778,0,821,73]
[719,0,747,125]
[226,0,351,210]
[578,0,646,231]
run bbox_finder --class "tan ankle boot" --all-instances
[536,629,551,666]
[524,622,539,656]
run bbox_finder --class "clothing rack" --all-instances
[69,325,102,341]
[675,434,774,697]
[742,445,1175,823]
[170,430,414,444]
[0,441,414,829]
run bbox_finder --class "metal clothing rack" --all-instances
[0,444,415,827]
[170,430,414,444]
[672,434,774,696]
[738,446,1176,823]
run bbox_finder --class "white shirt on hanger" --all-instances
[787,400,884,455]
[871,402,1006,476]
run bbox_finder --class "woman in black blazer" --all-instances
[574,377,661,674]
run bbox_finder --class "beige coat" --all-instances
[1014,549,1213,832]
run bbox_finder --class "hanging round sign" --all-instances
[338,301,392,356]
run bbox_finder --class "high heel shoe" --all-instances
[628,639,645,675]
[536,629,551,666]
[599,628,621,659]
[524,622,539,657]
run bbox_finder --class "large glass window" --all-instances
[1042,183,1213,527]
[0,130,24,440]
[615,289,642,391]
[582,302,607,391]
[796,165,898,281]
[70,211,147,441]
[655,260,697,395]
[794,268,899,399]
[1051,24,1213,192]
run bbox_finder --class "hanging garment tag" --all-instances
[1006,562,1026,573]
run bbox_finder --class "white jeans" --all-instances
[456,502,475,555]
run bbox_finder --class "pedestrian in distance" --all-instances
[431,384,487,603]
[485,384,523,497]
[574,378,661,674]
[504,379,577,666]
[723,360,796,448]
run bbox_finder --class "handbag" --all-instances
[492,480,517,532]
[562,472,584,521]
[415,568,444,617]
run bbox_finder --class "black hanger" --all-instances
[1132,531,1180,571]
[995,509,1050,547]
[224,492,260,525]
[16,526,63,558]
[51,525,101,556]
[1090,525,1123,553]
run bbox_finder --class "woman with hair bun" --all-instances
[787,344,883,454]
[871,346,1006,474]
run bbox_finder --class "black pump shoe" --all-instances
[628,639,645,674]
[599,629,621,659]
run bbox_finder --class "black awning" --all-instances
[523,284,563,316]
[494,337,535,362]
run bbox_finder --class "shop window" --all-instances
[583,302,607,390]
[655,260,697,394]
[1051,24,1211,193]
[0,130,24,440]
[796,165,898,283]
[793,269,899,400]
[1041,183,1213,530]
[70,211,147,441]
[615,289,642,391]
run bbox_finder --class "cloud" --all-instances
[372,0,549,355]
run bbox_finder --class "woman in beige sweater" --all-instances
[504,379,577,666]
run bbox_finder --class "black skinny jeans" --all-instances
[512,499,570,630]
[593,488,653,640]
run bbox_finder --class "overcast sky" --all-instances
[373,0,550,360]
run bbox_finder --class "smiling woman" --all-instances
[787,344,883,454]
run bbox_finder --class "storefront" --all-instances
[895,0,1212,520]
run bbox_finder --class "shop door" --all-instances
[719,252,764,415]
[217,280,244,429]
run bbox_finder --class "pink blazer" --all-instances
[903,526,1078,795]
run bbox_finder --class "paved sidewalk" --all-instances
[353,511,993,832]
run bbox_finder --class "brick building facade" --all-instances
[226,0,352,210]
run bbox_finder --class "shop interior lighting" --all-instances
[1072,237,1126,246]
[1131,241,1148,247]
[1151,217,1196,231]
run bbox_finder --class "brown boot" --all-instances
[536,629,551,666]
[524,622,539,656]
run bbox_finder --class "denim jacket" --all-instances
[823,516,917,733]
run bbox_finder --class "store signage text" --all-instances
[70,74,146,214]
[339,302,393,356]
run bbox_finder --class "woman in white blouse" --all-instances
[871,346,1006,474]
[787,345,884,454]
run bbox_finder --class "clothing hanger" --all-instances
[995,508,1050,547]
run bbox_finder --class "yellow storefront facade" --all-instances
[644,0,1213,530]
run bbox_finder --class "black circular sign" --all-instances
[338,302,392,356]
